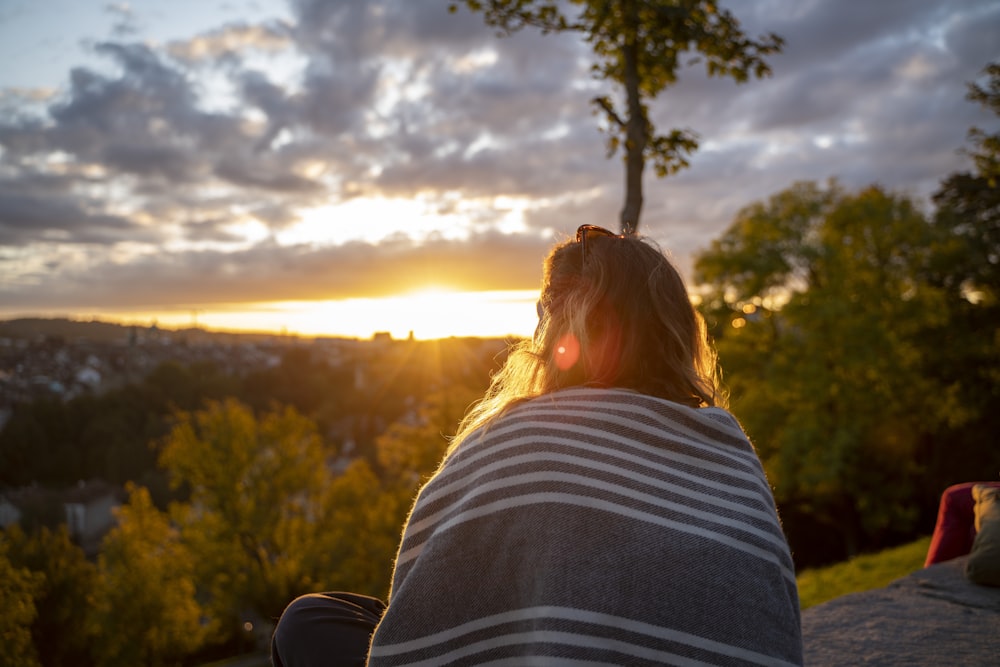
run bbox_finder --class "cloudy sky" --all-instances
[0,0,997,338]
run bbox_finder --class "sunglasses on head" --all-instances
[576,224,622,264]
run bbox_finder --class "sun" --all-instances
[385,287,531,340]
[405,285,461,305]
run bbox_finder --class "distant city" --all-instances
[0,317,431,429]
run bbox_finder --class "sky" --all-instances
[0,0,998,339]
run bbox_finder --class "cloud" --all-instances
[0,0,997,320]
[0,171,157,247]
[166,22,292,64]
[0,230,553,309]
[105,2,138,38]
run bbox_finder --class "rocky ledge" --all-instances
[802,556,1000,666]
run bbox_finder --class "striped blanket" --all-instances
[368,387,802,666]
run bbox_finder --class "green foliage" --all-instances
[241,348,351,421]
[0,537,43,667]
[916,61,1000,491]
[451,0,782,230]
[0,361,236,488]
[0,338,502,493]
[160,399,335,623]
[932,62,1000,304]
[375,388,481,484]
[302,458,407,600]
[796,536,931,610]
[92,483,208,667]
[157,396,427,624]
[0,338,504,663]
[964,62,1000,186]
[3,525,98,667]
[694,180,997,562]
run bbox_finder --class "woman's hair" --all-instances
[450,231,726,450]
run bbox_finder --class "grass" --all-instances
[796,535,932,610]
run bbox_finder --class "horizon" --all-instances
[0,288,542,341]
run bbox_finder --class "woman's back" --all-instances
[368,387,802,666]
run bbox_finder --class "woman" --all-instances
[273,226,803,666]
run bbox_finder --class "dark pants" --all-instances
[271,592,386,667]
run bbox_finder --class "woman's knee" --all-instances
[271,593,385,667]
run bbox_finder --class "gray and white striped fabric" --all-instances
[368,387,803,666]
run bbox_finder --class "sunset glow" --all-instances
[44,289,542,341]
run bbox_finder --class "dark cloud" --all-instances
[300,67,381,136]
[0,190,145,246]
[213,158,324,193]
[0,171,156,246]
[944,5,1000,70]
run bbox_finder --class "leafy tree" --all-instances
[139,360,240,414]
[694,182,950,562]
[91,483,207,667]
[931,61,1000,301]
[160,400,399,628]
[693,63,1000,565]
[963,62,1000,187]
[3,525,98,667]
[0,536,43,667]
[375,387,480,485]
[451,0,782,232]
[160,399,326,628]
[0,398,74,487]
[297,458,407,600]
[918,61,1000,489]
[0,359,241,490]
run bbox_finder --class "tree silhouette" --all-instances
[451,0,782,232]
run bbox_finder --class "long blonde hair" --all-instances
[451,232,725,451]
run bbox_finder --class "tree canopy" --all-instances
[0,537,43,667]
[694,182,948,559]
[2,525,98,667]
[691,61,1000,563]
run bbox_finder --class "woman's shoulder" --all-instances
[520,386,740,423]
[489,387,746,445]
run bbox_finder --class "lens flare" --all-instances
[555,333,580,371]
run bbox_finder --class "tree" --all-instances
[0,537,43,667]
[0,359,235,490]
[450,0,782,232]
[963,62,1000,188]
[919,61,1000,488]
[159,399,330,629]
[931,61,1000,302]
[91,483,208,667]
[692,63,1000,566]
[157,398,404,628]
[694,182,951,563]
[374,387,481,485]
[3,525,98,667]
